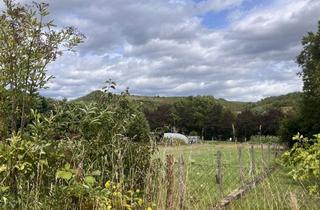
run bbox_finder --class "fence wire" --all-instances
[146,143,281,210]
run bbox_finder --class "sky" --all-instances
[2,0,320,101]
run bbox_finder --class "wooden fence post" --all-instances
[166,155,174,210]
[250,145,256,176]
[267,144,271,169]
[237,144,244,184]
[178,155,186,210]
[260,144,265,167]
[275,144,279,158]
[215,151,223,198]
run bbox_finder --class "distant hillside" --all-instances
[249,92,302,113]
[75,90,106,102]
[75,90,302,113]
[75,90,249,112]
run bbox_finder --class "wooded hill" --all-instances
[76,90,302,114]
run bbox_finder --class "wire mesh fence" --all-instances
[144,142,284,210]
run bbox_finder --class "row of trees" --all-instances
[144,96,285,140]
[145,19,320,143]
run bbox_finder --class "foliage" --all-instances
[144,104,173,130]
[249,135,281,144]
[260,108,284,136]
[250,92,302,114]
[0,98,155,208]
[235,109,259,140]
[282,134,320,195]
[126,111,151,142]
[278,112,302,145]
[189,131,198,136]
[0,0,84,134]
[297,21,320,137]
[171,96,235,139]
[78,91,299,140]
[0,134,147,209]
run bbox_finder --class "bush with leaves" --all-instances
[250,135,281,144]
[282,134,320,195]
[0,91,157,208]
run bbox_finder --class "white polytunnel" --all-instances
[163,133,189,144]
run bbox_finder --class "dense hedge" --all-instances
[0,93,156,209]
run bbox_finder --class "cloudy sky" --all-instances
[5,0,320,101]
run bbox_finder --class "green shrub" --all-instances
[278,114,302,146]
[282,134,320,195]
[0,93,157,208]
[189,131,198,136]
[250,135,281,144]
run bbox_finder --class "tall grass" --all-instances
[142,142,281,209]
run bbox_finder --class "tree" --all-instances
[297,21,320,136]
[236,109,259,140]
[279,112,301,146]
[143,104,173,130]
[0,0,85,133]
[219,110,235,139]
[172,97,195,134]
[261,108,284,136]
[205,103,224,140]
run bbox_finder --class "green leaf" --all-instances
[91,170,101,176]
[39,159,48,166]
[56,170,73,181]
[0,186,9,192]
[64,163,71,170]
[0,165,7,173]
[84,176,96,186]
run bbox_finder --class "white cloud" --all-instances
[3,0,319,101]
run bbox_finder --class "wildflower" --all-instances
[113,191,122,197]
[105,181,111,188]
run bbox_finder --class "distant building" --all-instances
[188,136,200,144]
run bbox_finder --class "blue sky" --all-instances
[200,9,230,29]
[3,0,319,101]
[199,0,275,29]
